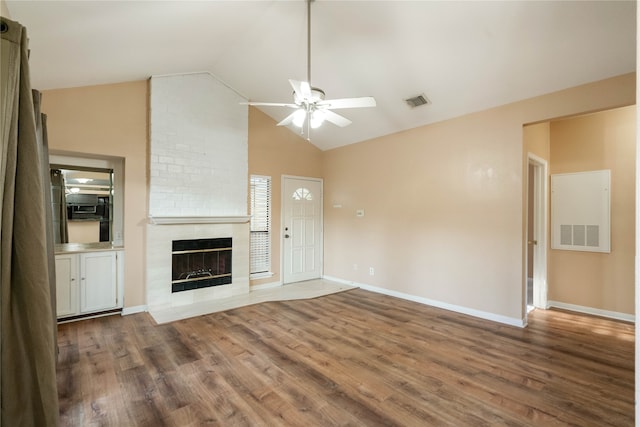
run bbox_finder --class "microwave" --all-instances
[66,194,108,221]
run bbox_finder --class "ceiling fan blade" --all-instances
[322,110,352,127]
[289,79,312,101]
[277,111,300,126]
[241,102,298,108]
[317,96,376,109]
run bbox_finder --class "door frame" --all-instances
[526,153,548,319]
[281,175,324,284]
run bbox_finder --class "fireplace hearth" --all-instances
[171,237,232,293]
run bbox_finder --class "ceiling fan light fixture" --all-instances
[310,110,325,129]
[243,0,375,139]
[292,109,307,127]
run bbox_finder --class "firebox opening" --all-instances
[171,237,232,293]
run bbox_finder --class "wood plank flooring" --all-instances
[56,289,634,426]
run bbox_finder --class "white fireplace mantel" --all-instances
[148,216,251,225]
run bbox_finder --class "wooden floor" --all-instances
[57,289,634,426]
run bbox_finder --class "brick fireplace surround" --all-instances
[146,72,249,315]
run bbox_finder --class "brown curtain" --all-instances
[0,17,60,427]
[34,91,58,353]
[50,169,69,244]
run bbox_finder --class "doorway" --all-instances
[282,176,323,284]
[526,153,548,316]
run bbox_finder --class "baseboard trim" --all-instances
[323,276,525,328]
[122,305,147,316]
[251,280,283,291]
[547,300,635,323]
[322,275,353,286]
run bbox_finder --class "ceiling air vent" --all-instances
[404,94,431,108]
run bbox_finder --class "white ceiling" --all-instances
[5,1,636,151]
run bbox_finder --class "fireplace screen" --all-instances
[171,238,232,293]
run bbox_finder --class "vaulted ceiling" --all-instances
[5,1,636,150]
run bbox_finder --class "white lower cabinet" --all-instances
[55,250,123,319]
[55,254,78,317]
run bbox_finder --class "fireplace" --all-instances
[146,218,249,313]
[171,237,232,293]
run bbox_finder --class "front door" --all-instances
[282,176,322,284]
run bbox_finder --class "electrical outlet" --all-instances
[369,267,375,276]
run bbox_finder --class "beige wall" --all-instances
[67,221,100,244]
[322,73,635,322]
[549,106,636,314]
[524,122,551,161]
[38,73,635,321]
[1,0,10,18]
[42,81,148,308]
[248,107,322,286]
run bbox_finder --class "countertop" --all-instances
[55,242,124,255]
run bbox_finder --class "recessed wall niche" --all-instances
[49,153,124,245]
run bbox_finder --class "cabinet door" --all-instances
[55,254,78,317]
[80,252,117,313]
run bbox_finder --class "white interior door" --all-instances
[282,176,322,284]
[527,154,548,313]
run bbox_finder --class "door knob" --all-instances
[528,240,538,245]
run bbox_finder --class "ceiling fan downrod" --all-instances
[242,0,375,136]
[306,0,312,84]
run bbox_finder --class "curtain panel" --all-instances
[50,169,69,244]
[0,17,59,427]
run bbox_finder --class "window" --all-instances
[292,187,313,201]
[250,175,272,277]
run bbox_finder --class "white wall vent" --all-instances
[559,224,600,247]
[551,170,610,253]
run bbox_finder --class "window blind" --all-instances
[250,175,271,274]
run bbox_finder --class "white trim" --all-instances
[635,27,640,419]
[526,153,549,317]
[250,271,275,280]
[322,275,353,286]
[58,311,122,324]
[322,276,525,328]
[250,280,282,291]
[636,31,640,423]
[148,216,250,225]
[548,300,635,323]
[122,305,147,316]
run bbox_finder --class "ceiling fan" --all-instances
[244,0,376,136]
